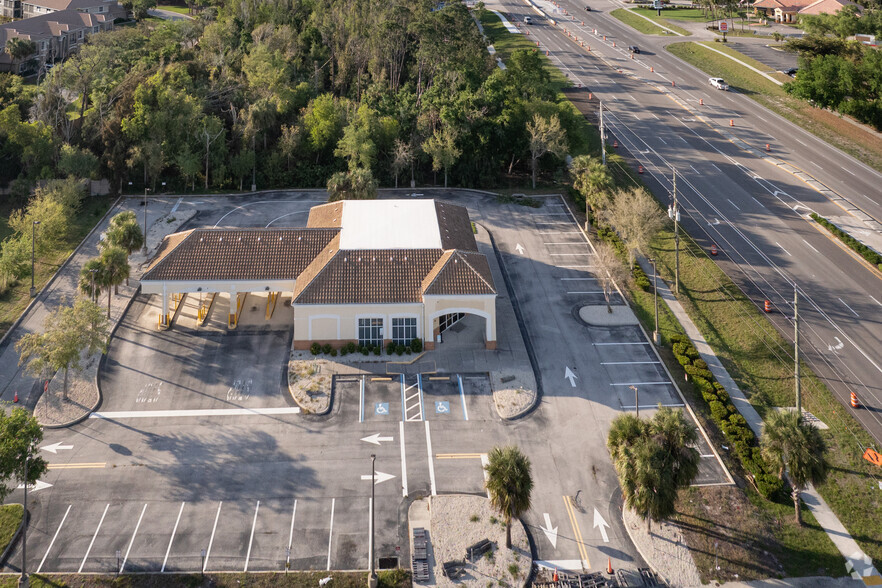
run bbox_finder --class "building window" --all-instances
[438,312,466,333]
[358,318,383,347]
[392,317,417,345]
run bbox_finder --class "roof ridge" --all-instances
[144,229,195,274]
[451,250,496,293]
[292,234,341,301]
[421,250,454,294]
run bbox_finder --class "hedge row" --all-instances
[595,225,652,291]
[811,213,882,270]
[670,333,784,499]
[310,338,423,357]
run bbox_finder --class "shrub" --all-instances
[684,345,700,360]
[709,400,730,422]
[322,343,332,354]
[360,346,368,355]
[410,338,423,353]
[677,355,691,367]
[373,346,381,355]
[386,341,396,355]
[673,342,688,357]
[684,365,714,381]
[632,264,651,291]
[693,359,708,370]
[330,348,338,357]
[346,342,357,353]
[310,342,321,355]
[395,344,405,355]
[340,348,348,356]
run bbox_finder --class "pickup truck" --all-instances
[709,77,729,90]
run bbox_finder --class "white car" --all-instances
[709,77,729,90]
[524,16,533,24]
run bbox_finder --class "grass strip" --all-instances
[155,4,191,14]
[698,41,791,83]
[666,41,882,173]
[0,504,23,556]
[626,8,692,35]
[0,196,113,339]
[609,8,670,35]
[811,213,882,270]
[0,570,410,588]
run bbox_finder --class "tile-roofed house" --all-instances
[797,0,861,16]
[140,199,498,349]
[752,0,856,21]
[0,4,121,72]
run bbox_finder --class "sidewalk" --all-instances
[636,257,881,585]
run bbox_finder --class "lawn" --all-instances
[698,41,791,82]
[609,8,671,35]
[0,504,23,556]
[0,570,410,588]
[666,41,882,172]
[0,195,114,339]
[156,4,191,14]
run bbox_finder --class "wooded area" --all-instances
[1,0,582,198]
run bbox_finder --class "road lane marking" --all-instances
[601,361,660,365]
[567,291,604,294]
[839,298,860,317]
[622,403,685,409]
[425,422,437,496]
[751,196,763,206]
[79,504,109,573]
[161,502,185,572]
[399,421,408,498]
[593,342,649,346]
[204,501,222,572]
[327,498,335,571]
[562,496,590,568]
[657,137,667,145]
[809,161,822,169]
[90,407,301,419]
[870,296,882,307]
[36,504,71,573]
[244,501,260,572]
[802,239,819,253]
[48,462,106,469]
[120,503,147,573]
[436,453,484,459]
[776,242,792,257]
[710,163,722,173]
[726,199,740,210]
[611,381,671,386]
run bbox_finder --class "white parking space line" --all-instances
[36,504,71,573]
[657,137,667,145]
[425,421,437,496]
[399,421,408,498]
[594,342,649,346]
[458,375,469,421]
[161,502,185,572]
[79,504,109,573]
[690,165,701,175]
[120,504,148,574]
[90,407,301,419]
[204,501,222,572]
[359,376,365,423]
[244,501,260,572]
[601,361,660,365]
[710,163,722,173]
[567,291,604,294]
[561,277,596,280]
[622,403,685,409]
[839,298,860,318]
[326,498,336,571]
[610,381,671,386]
[751,196,763,207]
[544,242,585,245]
[288,500,297,559]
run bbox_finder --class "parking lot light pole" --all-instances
[649,258,659,345]
[369,454,378,588]
[629,385,639,418]
[142,189,149,255]
[19,448,29,588]
[30,220,40,298]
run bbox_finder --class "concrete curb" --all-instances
[0,504,27,567]
[0,195,123,358]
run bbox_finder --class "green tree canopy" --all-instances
[0,408,48,504]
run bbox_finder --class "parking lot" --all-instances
[5,191,733,578]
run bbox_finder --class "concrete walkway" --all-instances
[636,257,881,584]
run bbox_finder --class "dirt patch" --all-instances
[490,370,536,419]
[35,353,100,427]
[287,359,333,414]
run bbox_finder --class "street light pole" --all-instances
[650,258,659,345]
[19,450,27,588]
[599,100,606,167]
[794,285,801,416]
[369,454,378,588]
[142,189,149,255]
[630,385,639,418]
[672,170,679,295]
[29,221,40,298]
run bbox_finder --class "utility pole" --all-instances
[19,451,27,588]
[672,170,680,295]
[650,258,660,345]
[599,100,606,167]
[794,286,801,416]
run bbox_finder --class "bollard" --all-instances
[613,140,618,148]
[711,244,718,256]
[612,41,616,47]
[764,299,772,313]
[603,35,606,40]
[851,392,859,408]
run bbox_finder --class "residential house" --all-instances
[753,0,861,23]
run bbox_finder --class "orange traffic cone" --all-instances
[613,140,618,148]
[766,143,771,152]
[607,557,614,574]
[638,165,644,174]
[764,299,772,313]
[553,570,559,582]
[730,119,735,127]
[650,66,654,72]
[711,244,718,256]
[699,98,704,105]
[851,392,859,408]
[672,80,676,87]
[13,391,18,403]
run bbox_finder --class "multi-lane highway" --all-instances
[491,0,882,449]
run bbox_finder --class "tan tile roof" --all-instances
[423,250,496,296]
[294,249,444,304]
[306,201,344,228]
[146,229,194,272]
[142,228,340,281]
[798,0,858,15]
[435,200,478,252]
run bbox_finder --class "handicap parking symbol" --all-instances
[375,402,390,416]
[435,401,450,414]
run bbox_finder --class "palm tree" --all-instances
[761,410,827,525]
[78,258,105,304]
[89,246,129,318]
[607,407,699,533]
[484,445,533,548]
[104,212,143,285]
[570,155,612,220]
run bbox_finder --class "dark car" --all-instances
[783,67,798,77]
[628,45,640,54]
[585,5,591,10]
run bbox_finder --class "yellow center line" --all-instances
[435,453,484,459]
[563,495,590,569]
[48,462,107,470]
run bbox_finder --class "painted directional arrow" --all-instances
[17,480,52,492]
[41,442,73,454]
[361,433,393,446]
[515,243,525,255]
[361,471,396,485]
[539,513,559,548]
[593,507,610,543]
[708,218,721,226]
[564,367,578,388]
[828,337,844,352]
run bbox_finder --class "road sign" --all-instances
[653,0,662,8]
[863,448,882,467]
[719,21,728,32]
